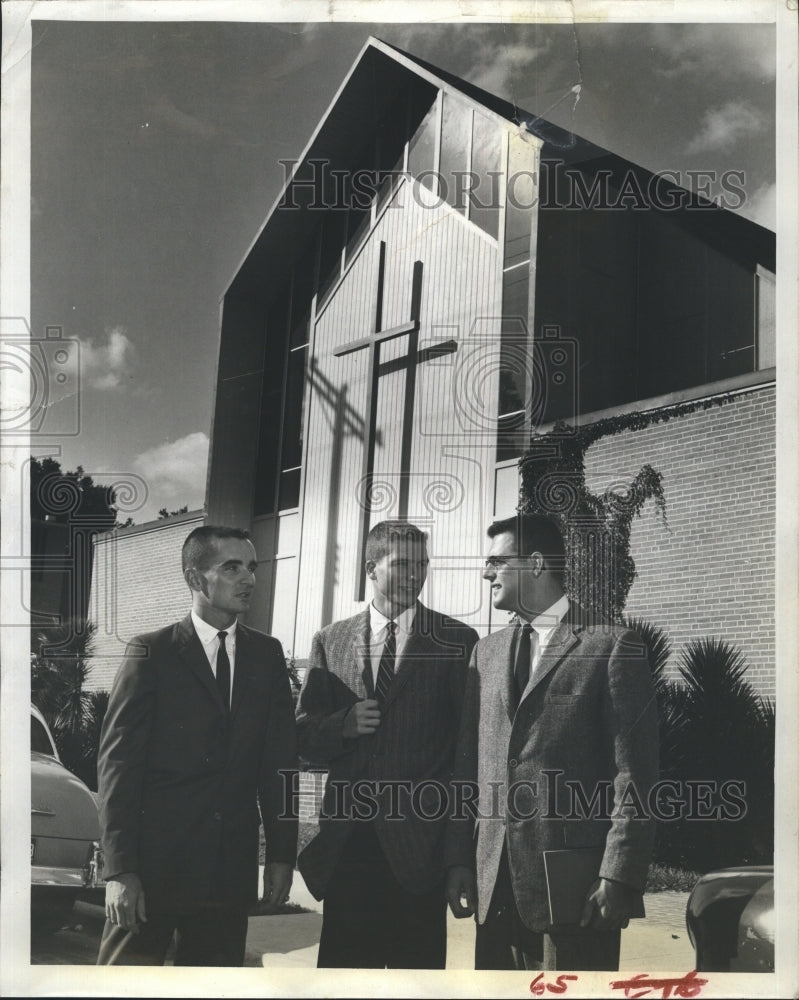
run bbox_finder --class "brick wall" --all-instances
[583,385,775,698]
[85,511,205,692]
[297,771,327,822]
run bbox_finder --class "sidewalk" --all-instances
[247,870,694,970]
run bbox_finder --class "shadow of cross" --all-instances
[305,355,369,627]
[333,240,457,600]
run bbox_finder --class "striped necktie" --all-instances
[374,620,397,706]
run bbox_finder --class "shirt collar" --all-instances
[369,600,418,636]
[191,610,238,646]
[524,594,570,639]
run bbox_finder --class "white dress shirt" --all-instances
[367,601,417,688]
[191,610,238,687]
[520,594,570,678]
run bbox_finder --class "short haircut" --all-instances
[364,520,428,565]
[487,514,566,576]
[182,524,251,574]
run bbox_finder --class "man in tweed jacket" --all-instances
[445,514,659,970]
[295,520,478,968]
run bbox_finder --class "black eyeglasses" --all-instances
[484,556,521,569]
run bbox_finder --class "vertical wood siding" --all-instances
[294,177,502,654]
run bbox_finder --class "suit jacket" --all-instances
[445,606,659,931]
[97,615,298,913]
[295,603,478,900]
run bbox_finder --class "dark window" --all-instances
[531,161,774,425]
[497,133,537,459]
[317,210,347,304]
[279,347,307,477]
[254,268,311,518]
[375,90,411,211]
[278,467,301,512]
[290,258,314,350]
[253,291,290,516]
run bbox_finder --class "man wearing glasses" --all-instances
[445,513,658,971]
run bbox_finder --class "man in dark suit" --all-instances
[445,514,659,971]
[96,525,298,966]
[295,519,478,968]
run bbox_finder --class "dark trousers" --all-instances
[96,905,249,967]
[317,822,447,969]
[475,848,621,972]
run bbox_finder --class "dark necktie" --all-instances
[374,620,397,706]
[514,623,536,705]
[216,631,231,711]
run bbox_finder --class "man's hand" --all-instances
[580,878,637,930]
[446,865,477,918]
[105,873,146,931]
[342,699,381,738]
[260,862,293,913]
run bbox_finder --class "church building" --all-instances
[206,38,776,692]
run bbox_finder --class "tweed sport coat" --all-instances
[97,615,298,913]
[444,606,659,931]
[296,603,478,900]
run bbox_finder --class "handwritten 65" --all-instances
[529,973,579,994]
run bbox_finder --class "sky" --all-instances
[29,13,777,523]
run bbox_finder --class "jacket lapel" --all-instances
[499,624,520,723]
[381,603,429,710]
[177,614,226,714]
[353,608,374,700]
[523,616,582,698]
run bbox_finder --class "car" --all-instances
[30,704,105,936]
[685,865,774,972]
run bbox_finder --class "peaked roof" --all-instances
[225,36,774,303]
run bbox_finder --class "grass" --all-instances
[249,899,312,917]
[645,863,702,893]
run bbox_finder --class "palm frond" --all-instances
[622,615,672,686]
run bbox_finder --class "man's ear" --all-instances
[184,566,204,593]
[365,560,376,581]
[529,552,544,577]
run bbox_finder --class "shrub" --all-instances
[31,620,108,790]
[654,637,774,872]
[621,615,672,689]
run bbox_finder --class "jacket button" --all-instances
[203,755,211,765]
[213,810,222,821]
[509,758,518,768]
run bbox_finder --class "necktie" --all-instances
[216,631,231,710]
[374,620,397,706]
[514,623,538,705]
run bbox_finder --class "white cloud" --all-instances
[468,39,554,95]
[78,327,134,390]
[649,23,776,81]
[390,24,555,100]
[684,101,766,155]
[132,431,210,510]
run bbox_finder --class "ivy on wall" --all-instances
[518,392,737,620]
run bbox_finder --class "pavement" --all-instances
[32,872,694,971]
[248,869,695,971]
